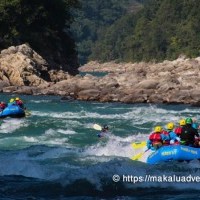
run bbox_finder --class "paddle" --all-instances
[25,110,31,117]
[132,149,149,161]
[93,124,102,131]
[131,141,146,149]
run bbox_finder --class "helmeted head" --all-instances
[185,118,193,125]
[179,119,186,126]
[167,122,174,130]
[10,98,14,103]
[154,126,162,133]
[103,124,109,130]
[15,97,20,101]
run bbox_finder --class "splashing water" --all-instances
[0,94,200,199]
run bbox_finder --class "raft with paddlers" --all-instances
[0,97,30,118]
[131,117,200,164]
[131,143,200,164]
[0,104,25,118]
[147,145,200,164]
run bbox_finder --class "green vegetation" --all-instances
[0,0,80,74]
[91,0,200,63]
[71,0,144,64]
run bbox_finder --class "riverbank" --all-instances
[0,44,200,105]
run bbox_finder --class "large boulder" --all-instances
[0,44,49,86]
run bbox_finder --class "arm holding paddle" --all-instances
[93,124,110,138]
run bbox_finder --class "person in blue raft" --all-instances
[147,126,165,150]
[147,123,180,150]
[165,122,180,145]
[15,97,24,109]
[97,125,109,138]
[0,101,7,111]
[180,118,200,147]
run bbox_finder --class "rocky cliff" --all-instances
[0,44,199,105]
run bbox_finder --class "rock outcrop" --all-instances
[78,58,200,105]
[0,44,70,90]
[1,44,200,105]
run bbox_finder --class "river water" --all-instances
[0,93,200,199]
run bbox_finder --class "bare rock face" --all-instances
[0,44,49,86]
[1,44,200,106]
[76,57,200,105]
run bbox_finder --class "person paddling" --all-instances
[147,126,165,150]
[8,98,16,106]
[174,119,186,137]
[180,118,199,147]
[15,97,24,109]
[97,124,109,138]
[0,101,7,111]
[165,122,180,145]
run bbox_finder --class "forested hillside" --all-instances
[91,0,200,63]
[71,0,145,64]
[0,0,80,74]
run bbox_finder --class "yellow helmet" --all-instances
[154,126,162,133]
[179,119,186,126]
[15,97,20,100]
[10,98,15,103]
[167,122,174,130]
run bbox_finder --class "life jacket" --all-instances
[0,103,6,110]
[16,100,23,105]
[174,127,182,136]
[161,130,169,136]
[15,100,24,108]
[149,132,162,144]
[161,130,170,145]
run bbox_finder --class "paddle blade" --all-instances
[131,141,146,149]
[131,149,149,161]
[131,152,144,161]
[93,124,102,131]
[25,110,31,117]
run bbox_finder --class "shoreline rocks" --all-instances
[1,44,200,106]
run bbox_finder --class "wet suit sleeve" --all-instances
[194,130,199,137]
[161,133,168,141]
[169,132,180,141]
[147,139,152,149]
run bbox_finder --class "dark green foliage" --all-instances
[0,0,80,74]
[71,0,144,64]
[90,14,137,62]
[91,0,200,63]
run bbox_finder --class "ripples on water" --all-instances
[0,94,200,199]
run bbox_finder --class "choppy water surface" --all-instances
[0,94,200,199]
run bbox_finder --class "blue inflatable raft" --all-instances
[147,145,200,164]
[0,104,25,118]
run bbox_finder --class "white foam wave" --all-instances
[83,133,147,159]
[44,128,76,136]
[30,100,51,103]
[0,118,28,133]
[23,136,38,143]
[32,105,200,127]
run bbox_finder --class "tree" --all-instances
[0,0,80,74]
